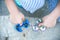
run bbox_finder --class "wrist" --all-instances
[10,13,18,16]
[49,13,59,20]
[49,5,60,20]
[10,12,22,16]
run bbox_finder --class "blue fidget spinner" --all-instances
[16,19,29,32]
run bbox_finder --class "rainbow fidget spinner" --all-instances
[32,19,47,31]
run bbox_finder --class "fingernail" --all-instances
[20,23,23,26]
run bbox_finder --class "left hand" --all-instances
[39,3,60,28]
[39,15,57,28]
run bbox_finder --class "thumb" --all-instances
[38,23,43,26]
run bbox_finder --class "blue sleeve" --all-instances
[47,0,59,13]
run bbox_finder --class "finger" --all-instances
[38,22,47,28]
[38,23,43,26]
[19,19,23,26]
[43,23,50,28]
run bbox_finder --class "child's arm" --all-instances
[5,0,25,24]
[39,3,60,28]
[5,0,20,15]
[49,3,60,20]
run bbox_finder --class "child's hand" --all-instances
[39,15,57,28]
[10,13,25,25]
[39,3,60,28]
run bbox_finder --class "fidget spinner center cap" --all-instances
[32,25,39,31]
[39,25,47,31]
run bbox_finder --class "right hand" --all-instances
[10,13,25,25]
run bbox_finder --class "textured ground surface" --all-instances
[0,16,60,40]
